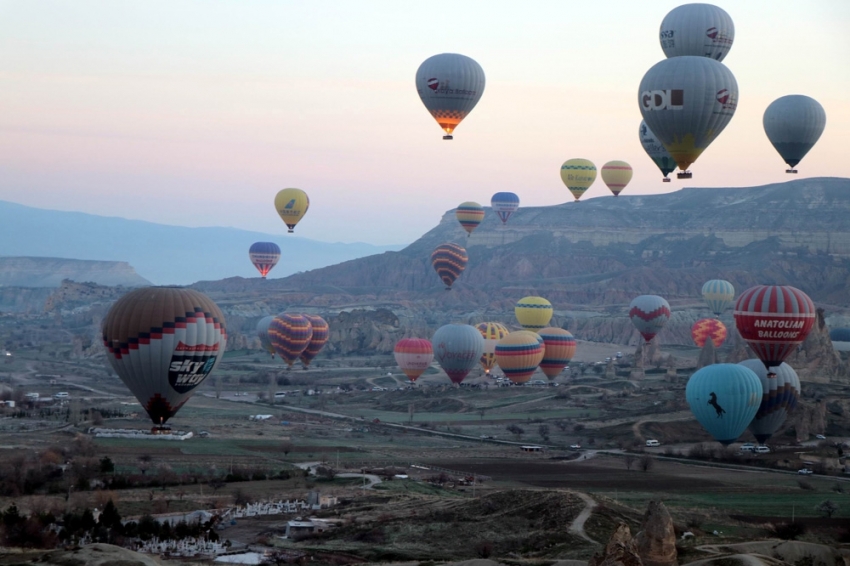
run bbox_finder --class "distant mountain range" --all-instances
[0,201,404,285]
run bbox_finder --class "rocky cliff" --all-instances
[0,256,150,288]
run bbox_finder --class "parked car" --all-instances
[645,439,661,447]
[53,392,70,400]
[740,443,756,452]
[754,445,771,454]
[569,443,582,450]
[816,434,827,440]
[798,468,813,475]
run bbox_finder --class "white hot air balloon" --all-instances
[659,3,735,62]
[638,56,738,179]
[763,95,827,174]
[415,53,485,140]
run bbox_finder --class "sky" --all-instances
[1,1,848,246]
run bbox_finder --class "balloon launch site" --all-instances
[2,2,850,565]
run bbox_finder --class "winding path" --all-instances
[568,491,598,544]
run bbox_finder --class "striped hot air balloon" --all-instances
[560,159,597,201]
[269,314,313,368]
[738,359,800,444]
[515,296,553,331]
[686,364,762,446]
[102,287,227,426]
[629,295,671,343]
[475,322,509,374]
[538,327,576,380]
[600,161,633,197]
[702,279,735,316]
[432,324,484,384]
[248,242,281,278]
[691,318,727,348]
[256,316,276,358]
[394,338,434,383]
[300,315,329,368]
[495,331,546,384]
[734,285,816,370]
[455,202,485,236]
[491,192,520,224]
[431,243,468,290]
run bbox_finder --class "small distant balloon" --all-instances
[491,192,520,224]
[274,189,310,233]
[455,202,485,236]
[431,243,468,290]
[702,279,735,316]
[691,318,727,348]
[248,242,281,278]
[560,159,597,201]
[600,161,633,197]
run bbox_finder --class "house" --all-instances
[284,519,330,538]
[520,445,543,452]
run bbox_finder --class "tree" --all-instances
[639,454,654,472]
[624,454,636,471]
[99,456,115,474]
[137,454,152,475]
[816,499,839,518]
[506,424,524,440]
[281,440,293,458]
[99,499,122,530]
[538,424,550,442]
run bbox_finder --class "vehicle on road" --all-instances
[798,468,813,475]
[816,434,826,440]
[740,443,756,452]
[569,443,582,450]
[755,445,771,454]
[645,439,661,447]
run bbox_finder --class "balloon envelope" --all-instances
[686,363,762,446]
[456,202,485,235]
[639,120,677,181]
[763,95,826,170]
[515,296,553,331]
[702,279,735,316]
[248,242,281,278]
[638,56,738,173]
[733,285,816,369]
[600,161,633,197]
[394,338,434,382]
[538,327,577,379]
[495,331,546,384]
[476,322,509,374]
[431,243,468,289]
[415,53,485,139]
[560,159,597,201]
[691,318,727,348]
[269,314,313,368]
[300,314,329,367]
[102,287,227,425]
[829,328,850,352]
[491,192,520,224]
[432,324,485,384]
[256,316,275,357]
[629,295,671,343]
[659,3,735,62]
[738,359,800,443]
[274,188,310,233]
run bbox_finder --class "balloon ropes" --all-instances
[415,53,485,140]
[102,287,227,427]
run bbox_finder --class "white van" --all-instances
[645,439,661,447]
[53,392,70,400]
[754,445,771,454]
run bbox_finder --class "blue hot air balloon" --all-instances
[491,192,520,224]
[686,364,762,446]
[738,360,800,444]
[431,324,485,385]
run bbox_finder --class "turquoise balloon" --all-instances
[432,324,485,385]
[686,364,762,446]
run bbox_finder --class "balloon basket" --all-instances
[677,171,693,179]
[662,178,671,183]
[786,169,798,174]
[442,135,453,140]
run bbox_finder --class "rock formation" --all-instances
[0,257,150,288]
[792,308,849,383]
[697,340,716,369]
[589,523,643,566]
[635,501,678,566]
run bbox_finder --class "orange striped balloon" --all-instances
[300,315,329,367]
[691,318,727,348]
[269,313,313,368]
[394,338,434,382]
[431,243,468,290]
[538,327,577,379]
[495,331,545,384]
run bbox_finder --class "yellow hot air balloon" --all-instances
[274,188,310,233]
[515,296,553,331]
[600,160,633,197]
[560,159,596,201]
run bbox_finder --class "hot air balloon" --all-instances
[475,322,509,374]
[456,202,485,236]
[686,364,761,446]
[269,313,313,368]
[431,243,468,290]
[300,315,329,368]
[691,318,727,348]
[601,161,633,197]
[432,324,485,384]
[639,121,677,182]
[738,359,800,444]
[629,295,671,343]
[491,192,520,224]
[638,56,738,178]
[515,296,553,331]
[659,3,734,62]
[702,279,735,316]
[256,316,276,358]
[495,331,546,384]
[102,287,227,427]
[763,95,826,174]
[394,338,434,383]
[274,188,310,233]
[733,285,816,370]
[415,53,485,140]
[538,327,577,380]
[560,159,597,201]
[248,242,281,278]
[829,328,850,352]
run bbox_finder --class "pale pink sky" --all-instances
[1,1,848,244]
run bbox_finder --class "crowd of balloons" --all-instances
[100,4,827,449]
